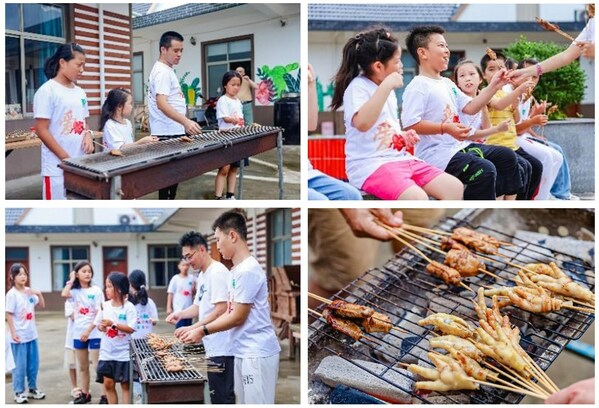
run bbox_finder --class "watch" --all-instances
[203,325,209,336]
[111,324,117,330]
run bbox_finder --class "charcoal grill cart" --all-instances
[59,125,284,199]
[309,208,595,404]
[130,338,207,404]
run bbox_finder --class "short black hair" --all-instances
[212,210,247,241]
[480,50,506,72]
[405,25,445,65]
[179,231,209,249]
[159,31,184,52]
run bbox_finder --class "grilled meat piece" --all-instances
[440,237,469,252]
[444,249,485,277]
[322,307,363,341]
[328,299,374,319]
[453,227,503,246]
[418,313,475,338]
[450,234,499,255]
[426,261,462,286]
[362,311,392,334]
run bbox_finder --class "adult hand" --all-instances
[339,209,404,241]
[507,66,535,82]
[165,310,179,324]
[545,378,595,404]
[184,119,202,135]
[180,327,204,344]
[174,325,192,338]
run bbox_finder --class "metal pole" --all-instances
[277,130,284,199]
[238,159,244,199]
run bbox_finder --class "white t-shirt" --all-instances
[216,94,243,130]
[65,299,75,350]
[94,300,137,361]
[401,75,472,170]
[148,61,186,135]
[227,256,280,359]
[194,261,231,357]
[103,118,133,150]
[33,79,90,176]
[132,298,159,339]
[5,287,39,343]
[167,274,196,312]
[575,17,594,43]
[71,286,105,341]
[344,75,416,188]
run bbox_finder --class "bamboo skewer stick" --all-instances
[481,361,549,398]
[469,378,547,399]
[393,227,503,282]
[307,307,385,346]
[402,224,514,246]
[561,304,595,314]
[307,292,408,333]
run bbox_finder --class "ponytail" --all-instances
[43,43,85,80]
[129,269,149,306]
[330,27,398,111]
[99,88,131,131]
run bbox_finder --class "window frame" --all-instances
[50,245,91,291]
[147,244,181,288]
[268,208,292,272]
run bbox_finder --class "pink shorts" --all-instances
[361,160,444,200]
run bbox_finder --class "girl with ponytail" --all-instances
[128,270,158,339]
[330,27,463,200]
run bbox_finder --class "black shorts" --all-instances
[96,360,130,383]
[207,356,235,404]
[230,158,250,168]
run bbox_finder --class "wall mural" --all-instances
[255,63,300,106]
[179,72,202,106]
[315,77,334,112]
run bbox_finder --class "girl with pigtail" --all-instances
[331,27,463,200]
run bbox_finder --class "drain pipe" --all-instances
[99,4,106,105]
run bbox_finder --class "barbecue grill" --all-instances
[309,208,595,404]
[130,338,208,404]
[59,125,284,199]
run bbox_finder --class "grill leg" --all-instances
[277,130,284,199]
[238,160,244,199]
[111,175,122,200]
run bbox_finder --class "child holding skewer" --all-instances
[34,43,94,200]
[401,26,518,200]
[6,264,46,404]
[95,272,136,405]
[99,88,157,150]
[330,27,463,200]
[480,51,544,200]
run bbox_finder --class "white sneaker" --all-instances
[28,389,45,400]
[226,195,236,200]
[567,194,580,200]
[14,393,28,404]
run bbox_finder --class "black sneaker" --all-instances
[73,393,91,404]
[99,395,108,404]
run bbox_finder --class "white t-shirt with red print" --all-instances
[102,118,133,150]
[33,79,90,177]
[147,61,186,135]
[227,256,280,358]
[94,300,137,361]
[401,75,472,170]
[167,274,196,312]
[5,287,39,344]
[343,75,417,189]
[132,298,159,339]
[71,286,105,341]
[216,94,244,129]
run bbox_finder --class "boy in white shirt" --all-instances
[181,211,281,404]
[168,231,234,404]
[166,260,196,329]
[147,31,201,199]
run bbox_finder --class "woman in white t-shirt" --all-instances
[61,261,105,404]
[34,43,94,200]
[95,272,137,405]
[99,88,157,151]
[6,263,46,404]
[215,70,246,200]
[329,28,463,200]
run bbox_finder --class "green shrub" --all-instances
[505,36,586,119]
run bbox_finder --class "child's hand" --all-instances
[80,331,90,342]
[140,136,159,144]
[488,68,509,89]
[382,72,404,90]
[577,41,595,60]
[82,132,94,154]
[496,119,511,132]
[446,123,471,141]
[531,100,549,116]
[532,114,548,126]
[165,311,181,324]
[12,333,21,343]
[517,79,536,95]
[101,319,113,328]
[97,323,106,332]
[307,64,315,84]
[401,130,420,148]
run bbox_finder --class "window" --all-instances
[51,246,90,291]
[6,247,29,292]
[132,52,144,104]
[148,245,180,287]
[269,209,292,270]
[204,37,252,98]
[5,4,66,115]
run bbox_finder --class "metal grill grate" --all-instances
[309,216,595,404]
[62,126,282,175]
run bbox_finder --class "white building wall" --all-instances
[457,4,585,22]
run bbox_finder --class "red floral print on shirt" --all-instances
[107,328,118,338]
[79,307,90,315]
[26,312,33,320]
[72,120,85,135]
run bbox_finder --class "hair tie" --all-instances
[140,284,145,289]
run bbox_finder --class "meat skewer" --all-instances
[327,299,374,319]
[536,17,576,42]
[308,307,384,346]
[485,48,498,61]
[418,313,476,338]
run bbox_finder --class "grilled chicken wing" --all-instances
[362,311,393,334]
[445,249,485,277]
[418,313,475,338]
[426,261,462,286]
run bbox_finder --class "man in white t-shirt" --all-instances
[181,211,281,404]
[147,31,202,200]
[167,231,234,404]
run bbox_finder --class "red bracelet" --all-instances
[536,63,543,76]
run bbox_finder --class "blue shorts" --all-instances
[74,338,101,350]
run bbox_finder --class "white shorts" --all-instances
[43,175,66,200]
[234,354,279,404]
